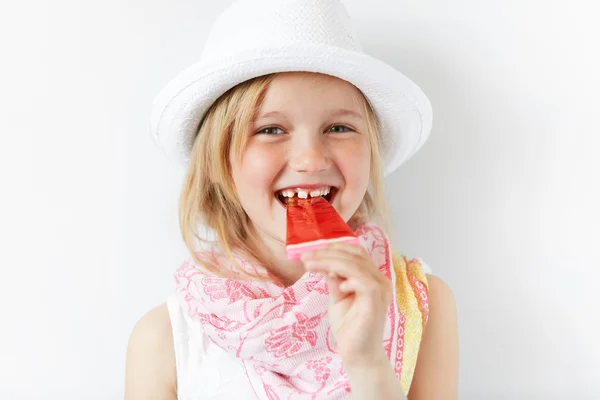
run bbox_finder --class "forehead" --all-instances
[259,72,364,114]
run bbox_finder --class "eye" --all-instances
[257,127,285,135]
[327,124,354,133]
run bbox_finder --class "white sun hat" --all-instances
[150,0,432,176]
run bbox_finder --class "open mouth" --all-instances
[275,187,338,207]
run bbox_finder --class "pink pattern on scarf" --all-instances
[174,224,405,399]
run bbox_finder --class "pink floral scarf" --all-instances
[174,224,405,399]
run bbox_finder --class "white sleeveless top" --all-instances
[166,294,259,399]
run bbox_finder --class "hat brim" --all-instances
[150,43,432,176]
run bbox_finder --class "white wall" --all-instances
[1,0,598,398]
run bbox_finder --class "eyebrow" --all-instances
[255,108,364,121]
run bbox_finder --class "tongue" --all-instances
[285,196,359,261]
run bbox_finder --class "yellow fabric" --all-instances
[392,250,430,395]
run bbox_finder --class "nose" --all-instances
[288,136,332,174]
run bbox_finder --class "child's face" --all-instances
[230,72,371,247]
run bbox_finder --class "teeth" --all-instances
[277,186,332,199]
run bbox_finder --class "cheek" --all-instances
[233,145,284,190]
[335,139,371,182]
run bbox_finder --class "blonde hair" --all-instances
[179,73,392,278]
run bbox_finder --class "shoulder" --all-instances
[423,274,458,337]
[125,303,177,400]
[409,274,459,399]
[425,274,455,307]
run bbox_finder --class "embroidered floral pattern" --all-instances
[305,272,329,294]
[265,312,321,357]
[202,277,256,303]
[264,385,280,400]
[197,312,243,332]
[306,356,332,382]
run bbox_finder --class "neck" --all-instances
[248,224,306,287]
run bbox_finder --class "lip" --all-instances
[275,183,338,192]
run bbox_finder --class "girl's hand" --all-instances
[301,242,392,367]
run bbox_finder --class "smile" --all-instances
[275,186,338,206]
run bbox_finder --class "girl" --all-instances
[126,1,458,399]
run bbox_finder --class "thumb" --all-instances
[326,273,345,303]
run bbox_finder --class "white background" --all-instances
[1,0,599,398]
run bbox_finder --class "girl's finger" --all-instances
[337,276,387,297]
[338,278,356,293]
[302,249,363,269]
[303,245,380,274]
[320,241,365,255]
[325,273,346,302]
[303,256,375,282]
[304,242,365,259]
